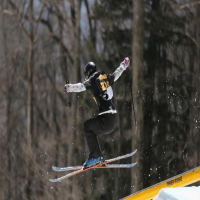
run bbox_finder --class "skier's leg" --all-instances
[83,117,105,168]
[83,114,116,168]
[84,117,103,158]
[84,113,116,158]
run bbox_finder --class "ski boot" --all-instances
[83,152,105,169]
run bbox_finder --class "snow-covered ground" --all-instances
[153,187,200,200]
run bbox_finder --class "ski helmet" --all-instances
[84,62,97,80]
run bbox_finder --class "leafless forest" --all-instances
[0,0,200,199]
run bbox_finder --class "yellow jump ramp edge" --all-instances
[121,166,200,200]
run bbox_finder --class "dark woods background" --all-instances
[0,0,200,199]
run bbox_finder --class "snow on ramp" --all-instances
[153,186,200,200]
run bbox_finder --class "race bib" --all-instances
[96,71,112,100]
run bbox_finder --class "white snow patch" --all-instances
[154,187,200,200]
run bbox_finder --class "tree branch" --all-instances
[179,1,200,9]
[34,4,45,43]
[45,67,69,107]
[169,0,200,10]
[3,9,30,39]
[40,18,74,64]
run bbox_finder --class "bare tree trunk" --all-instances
[2,4,13,198]
[131,0,144,193]
[74,0,82,83]
[84,0,96,49]
[73,0,82,151]
[27,0,34,148]
[58,13,68,81]
[27,42,34,147]
[72,0,82,198]
[67,0,82,159]
[26,1,34,199]
[0,156,2,200]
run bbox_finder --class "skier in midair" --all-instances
[64,57,130,169]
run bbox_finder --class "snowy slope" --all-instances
[153,186,200,200]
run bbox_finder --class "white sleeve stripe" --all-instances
[66,83,86,92]
[113,63,126,82]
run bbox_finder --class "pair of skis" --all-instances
[49,149,137,182]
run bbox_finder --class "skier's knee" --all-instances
[84,121,90,132]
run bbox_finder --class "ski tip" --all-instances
[52,166,62,171]
[49,178,58,183]
[52,166,61,171]
[132,149,137,154]
[129,162,137,167]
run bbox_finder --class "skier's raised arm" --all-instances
[110,57,130,83]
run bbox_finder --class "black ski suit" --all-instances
[65,60,128,158]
